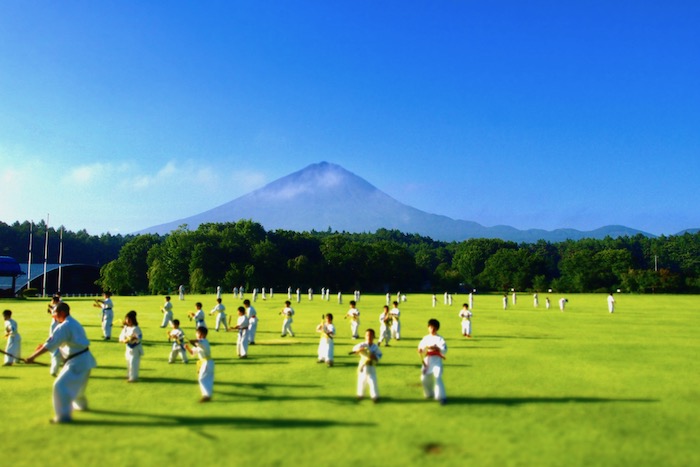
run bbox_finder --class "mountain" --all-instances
[138,162,653,242]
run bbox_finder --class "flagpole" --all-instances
[27,221,33,291]
[42,214,49,298]
[58,227,64,293]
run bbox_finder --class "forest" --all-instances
[2,220,699,295]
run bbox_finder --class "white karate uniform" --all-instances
[43,315,97,422]
[418,333,448,402]
[317,323,335,363]
[210,303,227,331]
[608,294,615,313]
[346,308,360,339]
[236,314,250,357]
[281,307,295,337]
[390,307,401,340]
[192,309,206,329]
[353,342,382,399]
[100,297,114,339]
[4,318,21,365]
[459,309,473,336]
[378,312,392,346]
[168,328,188,363]
[119,325,144,382]
[193,339,214,398]
[246,306,258,344]
[160,300,173,328]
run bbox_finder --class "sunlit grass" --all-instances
[2,292,699,466]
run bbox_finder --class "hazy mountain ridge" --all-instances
[139,162,658,242]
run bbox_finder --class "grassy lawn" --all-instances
[2,292,698,466]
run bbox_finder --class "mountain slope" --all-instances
[138,162,653,242]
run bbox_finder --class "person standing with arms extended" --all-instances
[25,302,97,423]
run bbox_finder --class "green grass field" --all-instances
[2,292,699,466]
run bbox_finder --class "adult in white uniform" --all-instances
[26,302,97,423]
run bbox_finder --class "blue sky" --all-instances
[1,1,698,236]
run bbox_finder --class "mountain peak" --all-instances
[137,162,653,242]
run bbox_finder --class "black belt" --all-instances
[66,347,90,361]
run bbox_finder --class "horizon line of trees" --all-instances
[91,220,700,296]
[3,219,699,295]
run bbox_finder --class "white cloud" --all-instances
[0,151,271,234]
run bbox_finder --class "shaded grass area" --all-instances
[2,293,699,466]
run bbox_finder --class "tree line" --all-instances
[3,219,698,295]
[92,221,700,295]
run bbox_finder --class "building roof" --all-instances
[0,256,23,276]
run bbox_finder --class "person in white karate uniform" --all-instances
[187,327,214,402]
[345,301,361,339]
[389,301,401,340]
[244,299,258,345]
[26,302,97,423]
[316,314,335,367]
[3,309,21,365]
[458,303,473,338]
[231,306,249,358]
[160,295,174,328]
[350,328,382,402]
[418,318,448,405]
[119,310,144,382]
[167,319,188,364]
[280,301,295,337]
[209,298,228,332]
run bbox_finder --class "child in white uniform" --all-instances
[418,319,448,405]
[345,301,360,339]
[160,296,174,328]
[189,302,206,329]
[3,309,21,365]
[187,327,214,402]
[94,292,114,340]
[119,311,143,382]
[316,314,335,367]
[350,329,382,402]
[209,298,228,332]
[458,303,473,338]
[378,306,392,347]
[231,306,249,358]
[168,319,188,364]
[244,299,258,344]
[280,301,295,337]
[390,301,401,340]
